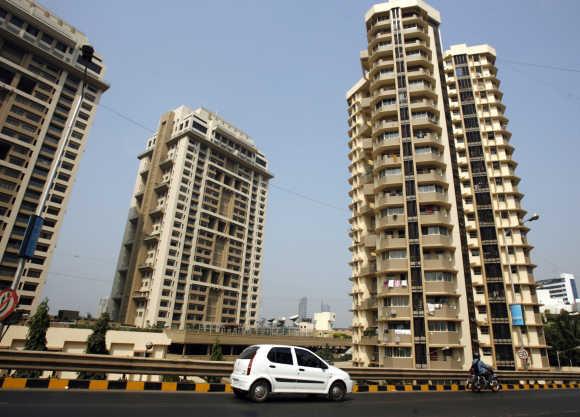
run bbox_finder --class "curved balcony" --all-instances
[380,306,411,320]
[377,236,407,251]
[417,191,450,205]
[428,331,461,346]
[421,234,454,248]
[422,256,456,271]
[379,258,408,271]
[370,45,394,62]
[381,330,412,345]
[373,137,401,155]
[424,280,458,294]
[372,72,396,89]
[374,156,402,171]
[420,211,451,225]
[376,194,404,209]
[371,57,394,73]
[413,134,441,147]
[406,52,430,67]
[409,97,437,111]
[374,174,404,189]
[368,31,391,49]
[416,171,446,184]
[378,285,409,297]
[426,305,459,319]
[412,116,440,130]
[372,103,398,120]
[374,119,400,135]
[376,214,406,229]
[360,335,379,345]
[407,65,432,79]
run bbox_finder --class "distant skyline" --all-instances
[38,0,580,327]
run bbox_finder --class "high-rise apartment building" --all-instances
[109,106,271,330]
[443,44,547,370]
[0,0,108,313]
[298,296,307,320]
[347,0,547,370]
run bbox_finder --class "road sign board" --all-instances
[0,289,19,322]
[518,348,529,360]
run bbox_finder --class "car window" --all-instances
[267,347,294,365]
[295,348,323,368]
[239,346,259,359]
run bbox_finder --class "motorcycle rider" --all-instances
[471,353,493,381]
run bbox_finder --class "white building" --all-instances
[536,273,579,314]
[313,312,336,331]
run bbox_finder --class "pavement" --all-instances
[0,389,578,417]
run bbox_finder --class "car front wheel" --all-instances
[328,381,346,401]
[249,380,270,403]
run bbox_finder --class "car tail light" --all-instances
[246,355,255,375]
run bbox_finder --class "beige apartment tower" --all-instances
[0,0,108,313]
[347,0,547,370]
[109,106,271,330]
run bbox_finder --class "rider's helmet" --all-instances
[473,352,480,359]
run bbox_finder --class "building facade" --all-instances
[443,44,547,370]
[347,0,548,370]
[537,273,579,313]
[0,0,108,313]
[109,106,271,330]
[298,296,308,320]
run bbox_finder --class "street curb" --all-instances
[1,377,579,393]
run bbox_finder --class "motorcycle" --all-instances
[467,368,501,393]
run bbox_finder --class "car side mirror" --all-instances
[321,362,328,370]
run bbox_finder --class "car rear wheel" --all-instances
[249,380,270,403]
[328,381,346,402]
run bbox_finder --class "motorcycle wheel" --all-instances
[471,381,482,393]
[490,380,501,392]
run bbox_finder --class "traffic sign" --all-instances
[518,348,529,360]
[0,289,19,322]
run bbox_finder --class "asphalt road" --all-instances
[0,390,578,417]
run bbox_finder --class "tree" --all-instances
[24,299,50,351]
[544,312,580,366]
[316,344,334,364]
[15,299,50,377]
[210,339,223,361]
[78,313,110,380]
[206,339,224,383]
[86,313,110,355]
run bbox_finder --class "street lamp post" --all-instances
[504,213,539,370]
[0,45,96,340]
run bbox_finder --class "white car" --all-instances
[230,344,353,402]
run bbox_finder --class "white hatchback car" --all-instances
[230,344,353,402]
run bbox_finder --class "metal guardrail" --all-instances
[1,350,579,383]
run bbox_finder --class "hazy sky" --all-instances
[39,0,580,327]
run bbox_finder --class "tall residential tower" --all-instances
[0,0,108,313]
[347,0,547,370]
[109,106,271,329]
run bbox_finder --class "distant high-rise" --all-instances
[109,106,272,329]
[347,0,547,370]
[298,296,307,320]
[0,0,108,314]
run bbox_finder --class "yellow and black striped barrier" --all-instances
[1,377,579,393]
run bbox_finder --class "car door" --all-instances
[293,348,331,393]
[266,347,298,393]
